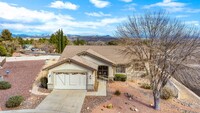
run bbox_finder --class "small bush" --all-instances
[114,74,127,82]
[6,96,24,108]
[140,73,147,78]
[140,83,151,89]
[161,88,173,100]
[40,77,48,89]
[0,81,11,90]
[114,90,121,96]
[107,104,113,109]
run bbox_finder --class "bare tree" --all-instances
[116,11,200,110]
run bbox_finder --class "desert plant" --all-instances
[107,104,113,109]
[140,83,151,89]
[114,90,121,96]
[5,96,24,108]
[0,81,11,89]
[40,77,48,89]
[140,73,147,78]
[160,88,173,100]
[114,74,127,82]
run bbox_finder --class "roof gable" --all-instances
[43,56,98,71]
[59,46,134,65]
[77,49,115,65]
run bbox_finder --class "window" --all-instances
[116,66,126,73]
[134,62,145,71]
[98,66,108,78]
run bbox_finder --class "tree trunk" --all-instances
[153,90,160,110]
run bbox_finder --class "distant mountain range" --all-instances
[12,34,118,42]
[12,34,50,38]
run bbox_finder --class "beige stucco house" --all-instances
[44,46,145,91]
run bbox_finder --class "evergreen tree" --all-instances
[1,29,12,41]
[49,29,68,53]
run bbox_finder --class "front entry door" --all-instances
[98,66,108,78]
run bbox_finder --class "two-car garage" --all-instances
[54,73,87,90]
[45,55,98,90]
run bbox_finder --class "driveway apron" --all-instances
[36,90,86,113]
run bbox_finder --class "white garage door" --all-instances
[54,73,86,89]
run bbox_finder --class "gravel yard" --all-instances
[81,80,200,113]
[0,60,45,110]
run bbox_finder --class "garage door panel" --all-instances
[55,74,67,89]
[69,75,80,85]
[55,74,86,89]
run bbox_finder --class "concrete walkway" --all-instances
[36,90,86,113]
[29,84,49,96]
[87,80,107,96]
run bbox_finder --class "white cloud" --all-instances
[89,0,110,8]
[0,2,74,23]
[1,18,126,33]
[123,3,137,11]
[186,9,200,13]
[143,0,200,13]
[49,1,79,10]
[0,2,125,34]
[120,0,132,3]
[85,12,111,17]
[176,15,189,18]
[185,21,199,26]
[143,0,186,12]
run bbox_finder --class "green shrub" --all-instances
[6,96,24,108]
[0,81,11,90]
[107,104,113,109]
[160,88,173,100]
[140,83,151,89]
[114,74,127,82]
[0,45,7,56]
[40,77,48,89]
[114,90,121,96]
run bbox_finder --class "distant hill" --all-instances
[68,35,117,42]
[12,34,50,38]
[12,34,118,42]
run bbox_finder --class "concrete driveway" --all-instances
[36,90,86,113]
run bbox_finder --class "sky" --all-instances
[0,0,199,36]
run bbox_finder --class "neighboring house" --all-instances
[43,46,146,91]
[23,44,34,50]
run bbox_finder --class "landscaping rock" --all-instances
[134,108,139,112]
[130,107,134,111]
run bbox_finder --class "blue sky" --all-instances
[0,0,199,36]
